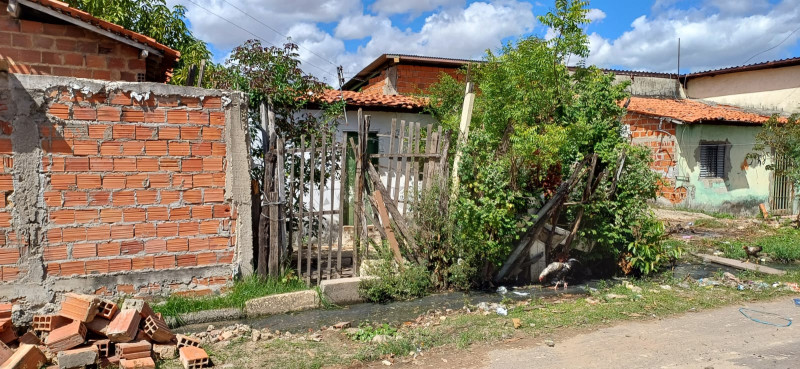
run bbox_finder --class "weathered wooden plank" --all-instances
[276,137,287,274]
[297,136,305,282]
[367,162,418,257]
[268,192,279,278]
[409,122,421,213]
[403,123,416,216]
[337,142,346,276]
[386,118,396,198]
[372,188,404,264]
[369,153,442,159]
[307,137,316,284]
[288,139,296,277]
[317,132,327,283]
[328,139,335,280]
[693,253,786,275]
[393,120,407,204]
[420,124,433,193]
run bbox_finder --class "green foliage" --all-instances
[64,0,211,84]
[358,258,432,303]
[751,114,800,225]
[424,72,468,132]
[347,323,398,342]
[151,274,306,318]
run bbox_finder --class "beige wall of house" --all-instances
[686,65,800,114]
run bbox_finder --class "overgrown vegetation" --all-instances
[418,0,671,284]
[713,227,800,262]
[152,275,306,318]
[750,113,800,226]
[346,323,398,342]
[358,256,432,303]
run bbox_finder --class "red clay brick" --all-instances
[72,242,96,258]
[59,293,100,322]
[77,173,101,189]
[45,320,87,352]
[113,191,136,206]
[121,240,144,255]
[119,357,156,369]
[144,239,166,253]
[43,246,67,261]
[136,190,159,205]
[117,340,152,359]
[107,309,141,343]
[132,256,153,270]
[98,241,121,257]
[109,257,131,273]
[2,343,47,369]
[179,345,209,369]
[166,238,188,252]
[32,314,70,332]
[154,255,175,269]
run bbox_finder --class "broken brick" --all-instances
[56,345,98,369]
[175,334,201,349]
[143,315,174,343]
[106,309,140,343]
[0,340,13,365]
[120,299,154,319]
[117,340,151,360]
[0,302,11,319]
[179,345,209,369]
[18,331,41,345]
[1,343,47,369]
[45,321,87,352]
[32,315,70,332]
[119,357,156,369]
[0,318,17,344]
[85,316,110,336]
[58,293,100,322]
[96,299,119,320]
[152,343,177,360]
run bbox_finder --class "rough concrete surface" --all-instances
[165,308,244,328]
[244,290,320,317]
[320,277,366,305]
[384,298,800,369]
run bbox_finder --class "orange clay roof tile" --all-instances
[316,90,427,110]
[626,97,779,124]
[26,0,180,61]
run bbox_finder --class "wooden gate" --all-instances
[770,154,795,216]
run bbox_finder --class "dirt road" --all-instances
[393,298,799,369]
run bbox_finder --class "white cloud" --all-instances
[334,14,390,39]
[587,8,606,22]
[370,0,464,16]
[585,0,800,73]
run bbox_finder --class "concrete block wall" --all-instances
[0,74,252,308]
[0,12,147,81]
[623,112,687,204]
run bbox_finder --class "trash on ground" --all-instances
[739,308,792,327]
[512,291,530,296]
[496,307,508,316]
[793,298,800,307]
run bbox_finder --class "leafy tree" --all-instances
[752,114,800,225]
[425,0,669,281]
[64,0,211,84]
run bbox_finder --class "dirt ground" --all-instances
[378,298,799,369]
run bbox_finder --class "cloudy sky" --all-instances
[167,0,800,84]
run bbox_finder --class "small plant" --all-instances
[347,323,398,342]
[358,257,432,303]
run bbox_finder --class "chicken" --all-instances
[742,245,762,263]
[538,258,580,290]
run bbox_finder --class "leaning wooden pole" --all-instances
[450,82,475,199]
[352,109,365,276]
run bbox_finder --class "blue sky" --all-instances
[171,0,800,83]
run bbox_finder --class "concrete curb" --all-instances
[244,290,320,317]
[164,308,245,328]
[320,277,370,305]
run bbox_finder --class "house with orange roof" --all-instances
[0,0,180,82]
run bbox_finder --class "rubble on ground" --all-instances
[0,294,213,369]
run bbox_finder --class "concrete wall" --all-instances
[686,65,800,114]
[0,73,252,308]
[614,74,684,98]
[0,9,148,81]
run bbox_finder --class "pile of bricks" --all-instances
[0,294,212,368]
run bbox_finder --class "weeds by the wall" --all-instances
[358,257,432,303]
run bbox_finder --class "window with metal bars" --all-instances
[699,143,727,178]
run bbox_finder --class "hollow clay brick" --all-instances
[117,340,151,360]
[179,345,209,369]
[175,334,201,349]
[119,357,156,369]
[120,299,154,319]
[96,299,119,320]
[85,316,110,336]
[32,315,70,332]
[143,315,174,343]
[106,309,140,343]
[58,293,100,322]
[0,302,11,319]
[0,340,12,365]
[45,321,87,352]
[18,331,41,345]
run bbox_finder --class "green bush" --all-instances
[762,228,800,262]
[347,323,398,342]
[359,259,432,303]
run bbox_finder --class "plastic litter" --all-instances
[512,291,529,296]
[739,308,792,327]
[496,286,508,294]
[496,307,508,316]
[794,298,800,307]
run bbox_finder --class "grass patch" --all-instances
[670,206,736,219]
[693,218,726,228]
[152,275,307,318]
[710,227,800,262]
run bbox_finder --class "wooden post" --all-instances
[196,60,206,87]
[297,136,306,281]
[352,110,365,276]
[277,137,287,272]
[268,192,280,278]
[450,82,475,199]
[337,142,346,276]
[317,133,327,282]
[372,188,403,264]
[307,138,316,284]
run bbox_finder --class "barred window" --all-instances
[699,144,726,178]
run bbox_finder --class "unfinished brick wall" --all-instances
[358,64,462,95]
[0,74,252,308]
[623,112,687,204]
[0,12,146,81]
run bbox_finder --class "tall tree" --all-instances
[65,0,211,84]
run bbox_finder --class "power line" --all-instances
[742,24,800,65]
[220,0,338,68]
[184,0,336,78]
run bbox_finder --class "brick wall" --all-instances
[0,74,252,306]
[623,112,687,204]
[359,64,463,95]
[0,12,146,81]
